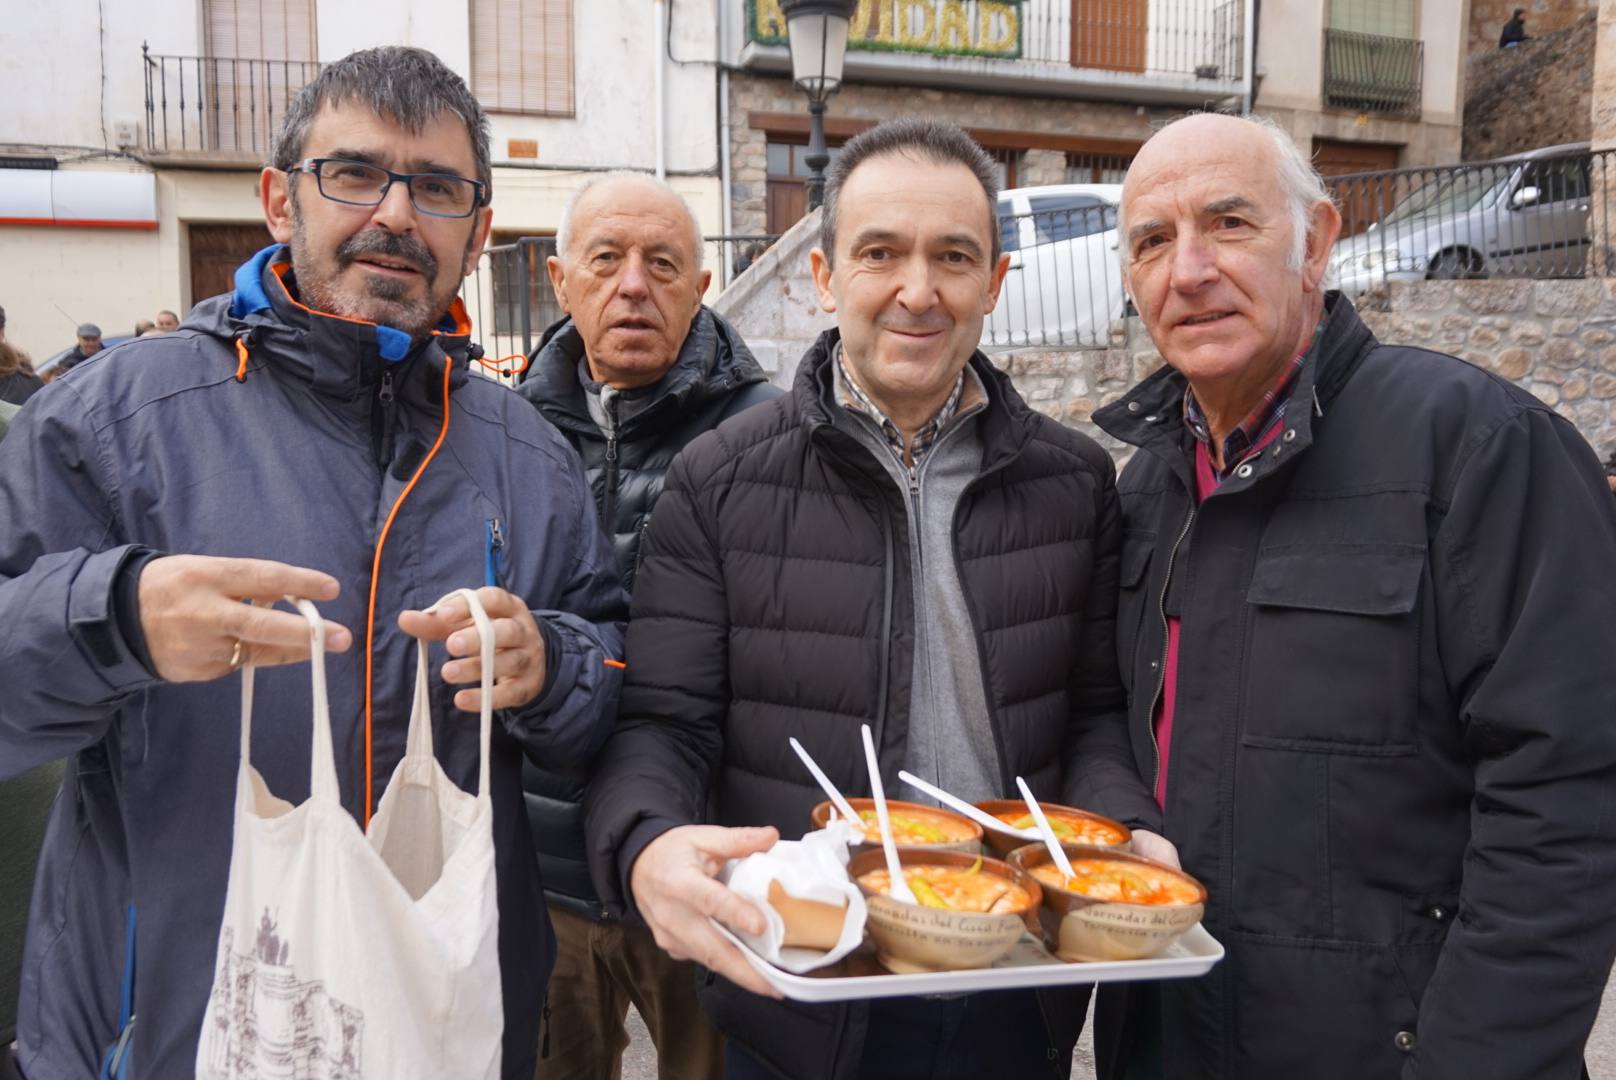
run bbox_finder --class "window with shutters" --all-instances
[471,0,576,117]
[203,0,319,155]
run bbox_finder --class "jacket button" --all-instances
[1427,905,1447,921]
[1235,464,1254,479]
[1394,1030,1417,1053]
[1128,401,1142,413]
[1144,414,1160,423]
[1150,659,1160,669]
[1282,428,1298,443]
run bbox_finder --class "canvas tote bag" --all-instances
[197,591,503,1079]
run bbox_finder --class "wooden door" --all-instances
[189,223,276,306]
[1314,139,1402,236]
[1072,0,1147,74]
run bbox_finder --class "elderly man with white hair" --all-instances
[516,172,779,1080]
[1092,113,1616,1080]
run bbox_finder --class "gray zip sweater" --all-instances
[831,364,1000,803]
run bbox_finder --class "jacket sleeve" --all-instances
[0,385,160,780]
[503,447,627,772]
[1410,406,1616,1079]
[583,447,728,916]
[1061,456,1162,834]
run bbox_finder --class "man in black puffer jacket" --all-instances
[518,174,779,1080]
[585,120,1170,1080]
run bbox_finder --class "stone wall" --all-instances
[715,228,1616,464]
[1468,0,1597,58]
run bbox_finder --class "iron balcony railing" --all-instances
[1322,29,1422,116]
[747,0,1243,83]
[460,235,786,371]
[142,45,322,157]
[1325,148,1611,296]
[984,201,1127,350]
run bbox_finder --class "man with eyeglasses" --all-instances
[0,47,626,1080]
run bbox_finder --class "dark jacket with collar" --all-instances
[585,329,1159,1079]
[1092,294,1616,1080]
[0,245,627,1080]
[517,307,779,915]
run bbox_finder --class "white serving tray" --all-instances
[714,922,1224,1003]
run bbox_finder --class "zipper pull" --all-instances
[490,518,505,550]
[378,370,395,404]
[605,435,618,463]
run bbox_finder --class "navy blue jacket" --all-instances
[0,246,626,1079]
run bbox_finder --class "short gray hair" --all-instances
[555,171,704,269]
[1120,113,1332,272]
[271,47,492,199]
[820,119,1001,266]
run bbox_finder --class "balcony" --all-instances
[738,0,1248,106]
[1321,29,1422,117]
[142,46,323,167]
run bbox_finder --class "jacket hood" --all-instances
[517,306,769,437]
[186,244,477,405]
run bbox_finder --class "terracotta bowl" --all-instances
[1008,844,1205,963]
[973,799,1132,859]
[809,798,982,854]
[848,848,1042,974]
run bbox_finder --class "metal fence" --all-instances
[984,202,1127,350]
[1325,147,1609,296]
[142,46,322,156]
[1321,29,1423,116]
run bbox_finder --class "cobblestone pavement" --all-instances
[622,973,1616,1078]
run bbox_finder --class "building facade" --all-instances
[0,0,722,361]
[722,0,1464,239]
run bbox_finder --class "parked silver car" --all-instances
[983,184,1126,349]
[1331,142,1593,295]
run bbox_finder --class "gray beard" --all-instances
[287,201,457,338]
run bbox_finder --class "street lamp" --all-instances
[780,0,853,210]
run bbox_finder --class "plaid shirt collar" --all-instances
[835,344,967,471]
[1184,343,1311,477]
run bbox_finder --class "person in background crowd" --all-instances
[55,323,102,374]
[1500,7,1530,47]
[516,172,779,1080]
[155,309,181,333]
[0,340,40,408]
[1092,111,1616,1080]
[0,46,626,1079]
[1604,448,1616,496]
[586,118,1170,1080]
[0,303,8,342]
[134,319,156,337]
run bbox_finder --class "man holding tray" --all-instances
[1092,112,1616,1079]
[585,118,1173,1079]
[0,47,625,1079]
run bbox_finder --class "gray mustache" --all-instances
[339,230,438,278]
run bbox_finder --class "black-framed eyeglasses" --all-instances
[287,157,487,219]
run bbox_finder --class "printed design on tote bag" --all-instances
[201,909,365,1078]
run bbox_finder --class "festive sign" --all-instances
[749,0,1023,60]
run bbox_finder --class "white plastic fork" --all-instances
[789,736,862,826]
[897,770,1039,842]
[861,724,916,905]
[1016,775,1076,879]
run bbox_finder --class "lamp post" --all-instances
[780,0,853,210]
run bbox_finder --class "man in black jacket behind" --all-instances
[519,173,779,1080]
[585,119,1172,1080]
[1093,112,1616,1080]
